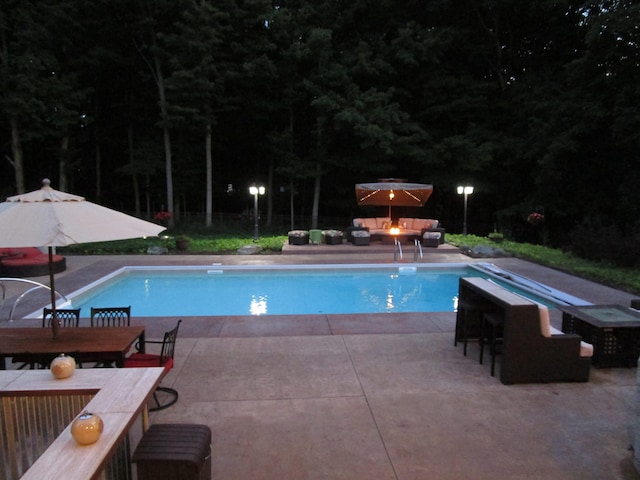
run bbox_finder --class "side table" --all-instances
[560,304,640,367]
[309,229,322,245]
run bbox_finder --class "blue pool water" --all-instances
[60,264,580,317]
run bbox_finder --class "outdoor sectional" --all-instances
[350,217,445,244]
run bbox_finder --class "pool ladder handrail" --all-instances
[0,277,69,322]
[393,238,403,262]
[413,238,423,262]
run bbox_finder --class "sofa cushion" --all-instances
[423,231,441,240]
[413,219,427,230]
[375,217,391,229]
[398,218,439,231]
[398,218,413,229]
[539,305,552,337]
[363,218,378,229]
[416,218,438,230]
[540,305,593,357]
[579,341,594,357]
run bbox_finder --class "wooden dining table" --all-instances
[0,326,145,370]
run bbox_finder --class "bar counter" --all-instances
[0,367,164,480]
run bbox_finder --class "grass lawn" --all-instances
[447,234,640,296]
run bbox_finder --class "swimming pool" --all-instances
[56,263,588,317]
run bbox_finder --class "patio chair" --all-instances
[90,306,131,327]
[12,308,82,369]
[88,306,131,366]
[124,320,182,411]
[42,307,81,328]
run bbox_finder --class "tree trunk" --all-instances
[311,162,321,229]
[58,132,69,192]
[144,11,174,228]
[95,142,101,201]
[9,116,25,194]
[128,121,141,216]
[145,173,151,219]
[161,123,174,228]
[266,158,273,227]
[132,173,140,217]
[205,122,212,227]
[289,178,295,231]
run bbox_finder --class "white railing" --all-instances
[0,278,68,322]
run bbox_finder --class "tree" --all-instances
[0,1,88,193]
[131,0,186,227]
[162,0,236,226]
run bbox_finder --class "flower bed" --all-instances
[527,212,544,225]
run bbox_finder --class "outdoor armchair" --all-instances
[124,320,182,411]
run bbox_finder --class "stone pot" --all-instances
[176,239,190,251]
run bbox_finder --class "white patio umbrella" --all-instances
[0,179,166,337]
[355,179,433,217]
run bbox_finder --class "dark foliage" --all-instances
[569,225,640,268]
[0,0,639,267]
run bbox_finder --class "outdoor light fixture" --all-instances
[249,185,265,241]
[456,185,474,235]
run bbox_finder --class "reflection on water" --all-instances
[250,295,268,315]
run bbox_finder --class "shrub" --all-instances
[569,225,640,268]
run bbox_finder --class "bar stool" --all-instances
[479,311,504,376]
[455,297,495,356]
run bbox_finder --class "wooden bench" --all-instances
[459,277,592,384]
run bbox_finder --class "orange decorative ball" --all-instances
[50,354,76,379]
[71,411,104,445]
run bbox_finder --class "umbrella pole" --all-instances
[48,247,60,339]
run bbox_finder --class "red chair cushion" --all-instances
[124,353,173,373]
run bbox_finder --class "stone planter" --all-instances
[176,239,190,251]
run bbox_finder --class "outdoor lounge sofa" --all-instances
[350,217,444,243]
[0,247,66,277]
[458,277,592,384]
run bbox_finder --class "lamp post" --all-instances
[456,185,474,235]
[249,185,265,241]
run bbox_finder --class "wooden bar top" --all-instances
[0,367,164,480]
[461,277,535,307]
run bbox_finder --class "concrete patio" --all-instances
[1,243,639,479]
